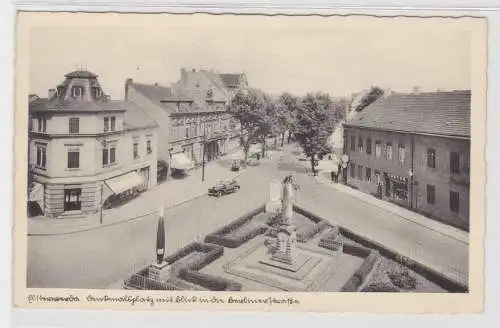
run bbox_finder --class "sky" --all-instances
[29,14,471,100]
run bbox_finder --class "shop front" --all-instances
[383,172,409,205]
[102,171,146,209]
[170,151,195,178]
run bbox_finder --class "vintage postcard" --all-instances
[13,11,487,313]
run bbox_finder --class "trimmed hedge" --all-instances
[205,206,268,248]
[179,269,242,291]
[361,281,400,293]
[297,220,330,243]
[164,242,224,269]
[341,251,381,292]
[343,241,372,258]
[292,205,323,224]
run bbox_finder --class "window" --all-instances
[92,87,102,98]
[398,144,405,163]
[386,143,393,160]
[69,117,80,134]
[375,141,381,158]
[358,138,364,153]
[72,86,83,98]
[374,170,381,184]
[36,146,47,168]
[104,117,109,132]
[191,124,195,137]
[186,126,189,138]
[427,148,436,168]
[133,142,139,159]
[350,136,356,151]
[450,151,460,174]
[67,150,80,169]
[366,138,372,155]
[357,165,363,180]
[110,117,116,131]
[110,147,116,163]
[146,140,152,155]
[64,188,82,211]
[427,185,436,204]
[102,148,108,166]
[350,162,355,178]
[37,117,47,133]
[450,190,460,213]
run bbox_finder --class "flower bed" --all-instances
[341,250,381,292]
[318,226,343,251]
[205,206,268,248]
[179,268,242,291]
[297,220,331,243]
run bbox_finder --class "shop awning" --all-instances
[28,182,44,202]
[105,171,144,195]
[171,153,194,170]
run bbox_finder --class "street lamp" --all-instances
[201,133,207,182]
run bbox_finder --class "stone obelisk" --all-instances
[149,205,171,281]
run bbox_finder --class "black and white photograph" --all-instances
[13,11,487,312]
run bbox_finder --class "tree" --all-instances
[275,92,300,146]
[228,88,268,162]
[294,92,339,175]
[355,86,385,112]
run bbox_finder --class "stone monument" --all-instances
[270,175,299,265]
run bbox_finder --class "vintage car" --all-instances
[231,159,241,171]
[208,179,241,197]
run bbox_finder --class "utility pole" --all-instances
[201,133,206,182]
[100,182,104,224]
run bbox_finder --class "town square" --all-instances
[24,14,472,293]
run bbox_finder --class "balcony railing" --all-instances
[449,174,470,187]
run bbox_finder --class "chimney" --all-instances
[48,88,56,98]
[192,68,196,73]
[412,86,421,94]
[154,82,159,87]
[181,68,186,78]
[124,79,133,100]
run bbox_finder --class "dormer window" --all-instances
[92,87,102,98]
[72,86,83,98]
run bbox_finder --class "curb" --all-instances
[313,175,469,245]
[28,167,246,237]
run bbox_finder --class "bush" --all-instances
[205,224,268,248]
[361,281,400,293]
[318,226,343,250]
[388,271,418,289]
[165,242,198,264]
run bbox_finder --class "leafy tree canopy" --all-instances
[355,86,385,112]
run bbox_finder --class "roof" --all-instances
[219,73,243,89]
[30,99,129,113]
[346,90,471,138]
[64,70,98,79]
[123,102,158,130]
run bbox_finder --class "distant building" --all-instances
[28,70,158,218]
[125,68,248,173]
[344,90,471,229]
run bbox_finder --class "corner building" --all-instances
[28,70,158,218]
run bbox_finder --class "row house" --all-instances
[343,90,471,229]
[28,70,158,218]
[125,68,247,174]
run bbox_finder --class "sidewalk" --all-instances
[28,149,269,236]
[315,172,469,244]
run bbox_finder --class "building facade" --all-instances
[124,68,248,173]
[343,90,470,229]
[28,70,158,218]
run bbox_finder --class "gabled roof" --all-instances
[346,90,471,138]
[123,102,158,130]
[219,73,244,89]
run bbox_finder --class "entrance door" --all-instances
[384,173,391,197]
[64,188,82,211]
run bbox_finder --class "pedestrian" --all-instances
[256,153,261,161]
[330,170,335,182]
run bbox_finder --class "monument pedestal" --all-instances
[148,261,172,281]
